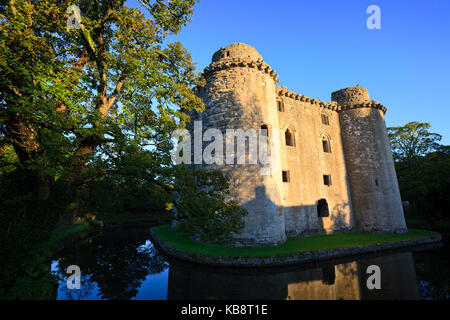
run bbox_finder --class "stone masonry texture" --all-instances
[186,43,407,246]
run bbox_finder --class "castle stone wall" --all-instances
[192,44,286,246]
[334,87,407,233]
[187,43,407,246]
[276,87,353,236]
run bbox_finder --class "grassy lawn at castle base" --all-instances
[151,225,440,258]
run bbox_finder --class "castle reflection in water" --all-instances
[53,227,445,300]
[167,251,420,300]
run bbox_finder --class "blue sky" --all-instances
[129,0,450,144]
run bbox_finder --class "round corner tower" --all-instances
[198,43,286,246]
[332,86,407,233]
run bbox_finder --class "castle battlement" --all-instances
[189,43,406,246]
[276,86,339,111]
[276,86,387,114]
[201,58,280,84]
[198,66,386,115]
[339,101,387,114]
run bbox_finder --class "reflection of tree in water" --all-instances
[413,246,450,300]
[56,229,168,300]
[56,272,96,300]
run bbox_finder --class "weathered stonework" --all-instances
[187,43,408,246]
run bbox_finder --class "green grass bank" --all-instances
[152,224,440,258]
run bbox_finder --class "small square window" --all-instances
[323,175,331,186]
[282,170,290,183]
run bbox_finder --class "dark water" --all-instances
[51,227,450,300]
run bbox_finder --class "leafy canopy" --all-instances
[0,0,247,298]
[387,122,449,223]
[387,122,442,161]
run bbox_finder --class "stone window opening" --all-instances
[321,114,330,125]
[260,124,271,156]
[282,170,290,183]
[317,198,329,217]
[285,128,295,147]
[375,178,378,186]
[277,99,284,112]
[323,174,332,186]
[226,51,230,57]
[261,124,269,138]
[322,137,331,153]
[322,265,336,285]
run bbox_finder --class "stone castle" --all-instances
[189,43,407,246]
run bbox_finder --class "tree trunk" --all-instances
[37,170,50,201]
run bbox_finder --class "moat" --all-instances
[51,226,449,300]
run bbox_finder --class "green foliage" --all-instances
[387,122,442,161]
[0,145,18,174]
[395,146,450,222]
[173,167,248,245]
[0,0,204,191]
[0,169,68,299]
[0,0,243,299]
[388,122,449,222]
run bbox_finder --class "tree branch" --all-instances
[101,72,127,117]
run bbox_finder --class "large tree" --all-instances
[0,0,252,299]
[387,122,449,223]
[0,1,248,298]
[0,0,204,202]
[387,122,442,161]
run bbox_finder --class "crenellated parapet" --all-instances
[331,86,387,114]
[336,85,406,233]
[276,86,387,114]
[339,101,387,114]
[276,86,339,111]
[201,57,280,84]
[187,43,406,244]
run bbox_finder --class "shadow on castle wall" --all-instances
[237,185,353,245]
[191,87,357,244]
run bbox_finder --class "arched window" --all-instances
[322,136,331,153]
[261,124,269,137]
[277,98,284,112]
[285,128,295,146]
[317,199,329,217]
[260,124,271,156]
